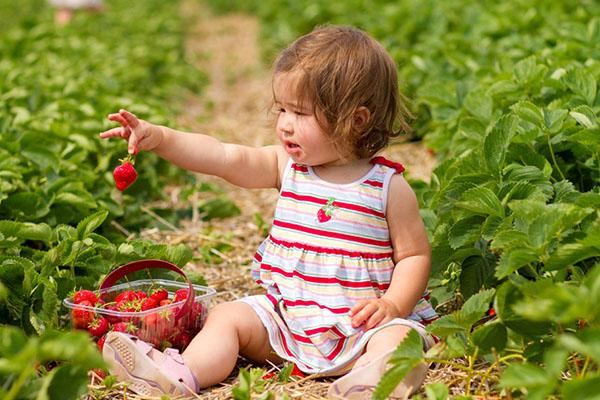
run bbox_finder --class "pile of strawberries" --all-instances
[70,287,205,352]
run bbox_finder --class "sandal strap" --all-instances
[164,348,184,364]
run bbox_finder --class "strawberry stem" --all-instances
[119,154,136,165]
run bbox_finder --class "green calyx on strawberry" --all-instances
[317,198,336,223]
[113,154,138,191]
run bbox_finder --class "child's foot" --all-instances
[102,331,199,397]
[327,349,428,399]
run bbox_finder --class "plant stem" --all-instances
[546,132,565,180]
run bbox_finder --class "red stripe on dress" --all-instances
[254,252,263,262]
[292,164,309,172]
[284,298,351,315]
[268,235,393,260]
[281,191,385,219]
[363,179,383,188]
[278,330,296,358]
[260,263,390,291]
[265,294,278,308]
[273,219,391,247]
[291,332,313,344]
[326,336,347,360]
[304,324,346,338]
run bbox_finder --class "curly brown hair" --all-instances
[273,25,412,159]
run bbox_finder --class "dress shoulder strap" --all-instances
[370,156,405,174]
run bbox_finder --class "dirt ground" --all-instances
[135,1,440,398]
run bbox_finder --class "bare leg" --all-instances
[182,301,284,388]
[352,324,410,370]
[328,325,428,399]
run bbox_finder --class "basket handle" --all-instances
[99,259,194,321]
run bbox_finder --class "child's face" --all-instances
[273,73,342,166]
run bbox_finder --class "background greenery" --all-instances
[210,0,599,398]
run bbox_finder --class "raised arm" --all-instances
[100,109,289,189]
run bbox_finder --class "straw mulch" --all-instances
[85,1,491,399]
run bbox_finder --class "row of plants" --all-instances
[208,0,600,398]
[0,1,235,398]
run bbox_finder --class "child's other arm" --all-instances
[349,174,431,329]
[100,109,287,189]
[382,174,432,317]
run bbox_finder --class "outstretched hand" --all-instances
[349,297,401,330]
[99,109,163,155]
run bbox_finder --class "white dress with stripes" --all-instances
[239,157,438,375]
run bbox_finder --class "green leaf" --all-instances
[558,328,600,364]
[165,244,194,267]
[561,68,597,105]
[463,89,492,121]
[41,365,89,400]
[511,100,543,127]
[76,209,108,239]
[542,108,568,133]
[513,57,547,86]
[459,254,495,299]
[427,314,464,337]
[471,320,507,353]
[455,186,504,217]
[562,376,600,400]
[455,289,494,330]
[424,383,449,400]
[448,216,483,249]
[567,128,600,146]
[53,192,97,210]
[569,105,597,128]
[483,114,517,175]
[499,362,554,399]
[496,247,538,278]
[0,220,52,243]
[0,326,28,357]
[495,282,551,337]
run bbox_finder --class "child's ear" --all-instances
[353,106,371,132]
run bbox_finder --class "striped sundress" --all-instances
[239,156,438,375]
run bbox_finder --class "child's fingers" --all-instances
[364,309,385,330]
[119,109,140,128]
[351,302,377,328]
[349,299,369,316]
[107,113,128,127]
[99,127,129,139]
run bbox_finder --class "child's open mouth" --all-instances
[284,141,300,154]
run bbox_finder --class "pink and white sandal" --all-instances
[102,331,200,398]
[327,349,428,400]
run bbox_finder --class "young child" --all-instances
[99,25,438,399]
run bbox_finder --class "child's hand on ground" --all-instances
[349,297,401,330]
[99,109,164,155]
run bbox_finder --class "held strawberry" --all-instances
[113,155,138,191]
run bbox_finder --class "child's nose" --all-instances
[280,117,293,135]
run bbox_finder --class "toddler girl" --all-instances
[99,25,438,399]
